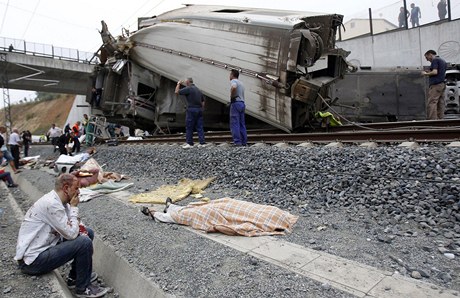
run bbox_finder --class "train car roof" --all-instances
[138,4,339,29]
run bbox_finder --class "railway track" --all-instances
[115,119,460,145]
[30,119,458,146]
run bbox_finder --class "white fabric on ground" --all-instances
[153,204,183,223]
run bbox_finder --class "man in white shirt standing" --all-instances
[8,127,22,170]
[14,174,108,298]
[47,124,63,152]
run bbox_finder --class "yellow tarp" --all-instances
[128,177,215,204]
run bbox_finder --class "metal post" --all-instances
[447,0,452,21]
[403,0,408,29]
[77,50,80,62]
[23,40,26,54]
[368,8,374,36]
[1,53,13,134]
[52,45,54,58]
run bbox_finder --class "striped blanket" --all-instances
[170,198,298,237]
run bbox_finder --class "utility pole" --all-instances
[1,53,13,134]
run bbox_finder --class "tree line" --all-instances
[15,92,62,105]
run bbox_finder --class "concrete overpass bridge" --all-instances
[0,37,95,94]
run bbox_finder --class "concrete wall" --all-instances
[337,19,460,68]
[341,19,397,40]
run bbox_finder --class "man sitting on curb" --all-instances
[14,174,108,298]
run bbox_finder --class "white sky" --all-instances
[0,0,451,103]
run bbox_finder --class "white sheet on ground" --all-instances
[22,155,40,162]
[79,181,134,202]
[79,188,105,202]
[56,154,82,164]
[56,153,91,165]
[89,181,133,192]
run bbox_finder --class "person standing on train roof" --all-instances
[229,69,247,146]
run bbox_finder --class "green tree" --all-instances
[34,92,61,101]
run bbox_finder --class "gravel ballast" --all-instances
[3,142,460,297]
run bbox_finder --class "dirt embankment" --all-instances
[2,95,75,134]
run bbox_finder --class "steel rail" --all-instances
[116,127,460,144]
[327,118,460,132]
[30,122,460,146]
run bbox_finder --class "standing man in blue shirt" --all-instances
[422,50,447,120]
[175,77,206,148]
[229,69,247,146]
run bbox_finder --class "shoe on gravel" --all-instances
[75,284,108,298]
[141,206,155,220]
[181,143,193,149]
[67,272,98,289]
[164,197,173,213]
[7,184,18,188]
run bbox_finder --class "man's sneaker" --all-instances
[197,143,210,148]
[76,284,108,298]
[181,143,193,149]
[67,272,98,289]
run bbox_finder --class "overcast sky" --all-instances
[0,0,452,103]
[1,0,405,52]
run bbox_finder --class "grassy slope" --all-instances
[2,95,75,134]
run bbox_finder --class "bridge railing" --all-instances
[338,0,459,41]
[0,36,99,64]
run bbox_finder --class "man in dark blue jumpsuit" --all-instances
[175,78,206,148]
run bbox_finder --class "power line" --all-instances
[117,0,152,29]
[143,0,168,18]
[0,0,10,35]
[21,0,40,39]
[116,0,169,34]
[88,0,169,53]
[0,1,95,31]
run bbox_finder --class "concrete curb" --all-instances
[93,238,171,298]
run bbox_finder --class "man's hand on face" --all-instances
[69,192,80,207]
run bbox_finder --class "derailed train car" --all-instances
[88,5,354,133]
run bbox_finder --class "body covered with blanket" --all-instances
[148,198,298,237]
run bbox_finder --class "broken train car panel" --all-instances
[88,5,351,132]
